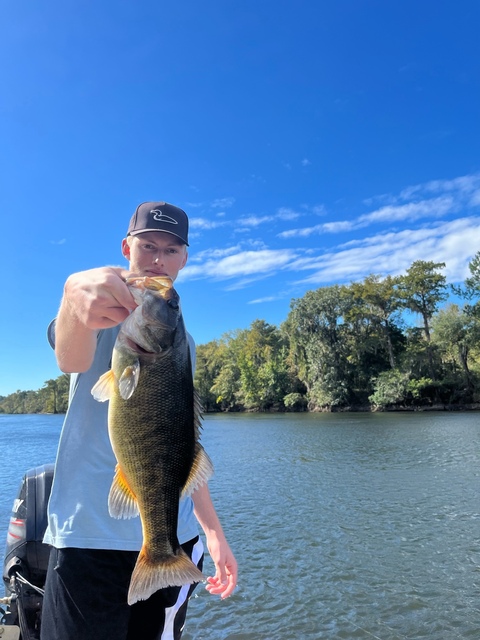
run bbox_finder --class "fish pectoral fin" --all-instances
[91,370,116,402]
[118,360,141,400]
[108,464,139,519]
[181,444,214,497]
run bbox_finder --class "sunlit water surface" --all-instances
[1,411,480,639]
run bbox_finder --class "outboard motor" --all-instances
[1,464,54,640]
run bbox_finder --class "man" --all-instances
[41,202,237,640]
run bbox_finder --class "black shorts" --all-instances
[40,537,204,640]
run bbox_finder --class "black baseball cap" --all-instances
[127,201,189,245]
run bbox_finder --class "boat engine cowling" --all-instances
[3,464,54,591]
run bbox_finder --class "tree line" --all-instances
[0,374,70,415]
[2,256,480,415]
[196,256,480,412]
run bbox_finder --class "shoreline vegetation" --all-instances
[2,257,480,416]
[1,404,480,417]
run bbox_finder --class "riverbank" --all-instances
[2,402,480,416]
[307,402,480,413]
[0,402,480,416]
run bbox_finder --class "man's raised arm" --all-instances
[55,266,135,373]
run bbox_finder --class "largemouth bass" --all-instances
[91,276,213,605]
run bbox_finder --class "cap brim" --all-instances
[128,228,189,245]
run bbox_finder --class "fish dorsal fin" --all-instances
[118,360,141,400]
[108,464,139,519]
[181,443,214,497]
[91,369,116,402]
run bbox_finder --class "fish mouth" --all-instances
[125,336,156,355]
[126,275,174,294]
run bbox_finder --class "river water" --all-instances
[0,411,479,639]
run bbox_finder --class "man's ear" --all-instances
[121,238,130,260]
[180,249,188,270]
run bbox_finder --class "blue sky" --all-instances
[2,0,480,396]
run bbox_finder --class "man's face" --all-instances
[121,231,188,281]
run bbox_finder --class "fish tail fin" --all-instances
[127,547,205,605]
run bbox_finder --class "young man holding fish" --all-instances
[41,202,237,640]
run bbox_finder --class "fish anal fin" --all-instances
[108,464,139,519]
[128,547,204,605]
[118,360,140,400]
[91,370,116,402]
[181,444,214,497]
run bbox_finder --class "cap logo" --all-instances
[150,208,178,225]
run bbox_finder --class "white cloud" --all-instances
[182,174,480,295]
[399,173,480,200]
[191,245,242,261]
[190,217,227,230]
[181,214,480,293]
[279,173,480,241]
[296,217,480,285]
[182,249,298,282]
[211,197,235,209]
[278,225,323,239]
[312,205,328,216]
[238,208,302,228]
[469,189,480,207]
[322,220,355,233]
[359,196,456,224]
[238,215,274,227]
[278,219,354,238]
[248,295,281,304]
[276,207,301,220]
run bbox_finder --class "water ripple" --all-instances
[2,413,480,639]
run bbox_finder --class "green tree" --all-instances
[0,374,70,414]
[453,251,480,319]
[234,320,295,411]
[210,332,243,411]
[348,274,404,369]
[194,340,225,411]
[398,260,448,381]
[286,285,352,408]
[431,304,476,396]
[369,369,410,409]
[43,379,60,413]
[398,260,448,341]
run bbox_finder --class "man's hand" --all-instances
[192,483,238,600]
[55,266,137,372]
[204,533,238,599]
[63,266,137,330]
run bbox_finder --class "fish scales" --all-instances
[111,350,195,557]
[92,276,213,604]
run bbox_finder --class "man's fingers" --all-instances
[205,572,237,599]
[95,307,131,328]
